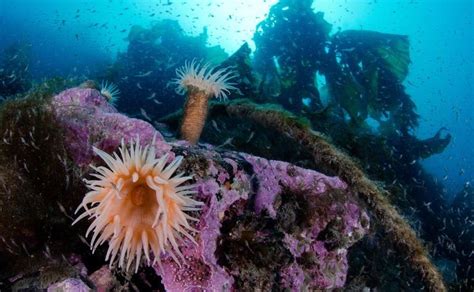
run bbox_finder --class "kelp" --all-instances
[404,127,452,159]
[219,43,258,100]
[253,0,331,111]
[332,30,410,82]
[252,1,419,135]
[326,29,418,133]
[323,62,368,125]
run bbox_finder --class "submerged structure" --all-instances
[0,87,372,290]
[58,88,372,290]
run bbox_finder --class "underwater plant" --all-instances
[172,60,238,144]
[73,137,202,272]
[325,29,418,134]
[0,90,91,290]
[253,0,419,135]
[253,0,331,111]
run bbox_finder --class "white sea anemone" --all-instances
[172,60,238,100]
[73,137,202,273]
[100,81,120,104]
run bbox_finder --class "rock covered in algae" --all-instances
[47,278,90,292]
[52,87,369,290]
[52,88,171,166]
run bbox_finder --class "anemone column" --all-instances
[180,86,212,144]
[172,61,237,145]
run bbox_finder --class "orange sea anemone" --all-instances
[172,60,238,101]
[73,138,202,272]
[172,60,238,144]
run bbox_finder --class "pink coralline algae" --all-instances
[47,278,90,292]
[52,88,171,166]
[53,87,370,291]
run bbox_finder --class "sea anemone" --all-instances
[100,81,120,104]
[73,137,202,272]
[173,60,238,101]
[172,60,238,144]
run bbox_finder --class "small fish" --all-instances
[154,122,173,138]
[137,82,143,89]
[78,235,90,248]
[146,92,157,99]
[423,201,433,213]
[135,71,153,77]
[10,238,19,248]
[57,154,68,169]
[246,131,255,143]
[211,120,221,132]
[22,162,29,173]
[8,272,24,282]
[216,137,234,149]
[44,244,51,258]
[152,99,162,105]
[21,242,30,256]
[140,108,152,121]
[60,202,75,220]
[340,47,356,52]
[412,177,421,184]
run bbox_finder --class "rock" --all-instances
[52,87,369,290]
[153,149,369,290]
[52,88,171,167]
[47,278,90,292]
[89,266,115,292]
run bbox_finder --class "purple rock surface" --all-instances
[52,88,171,166]
[89,266,115,292]
[47,278,90,292]
[52,88,369,290]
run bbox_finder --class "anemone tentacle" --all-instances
[100,80,120,104]
[172,60,238,100]
[73,137,202,272]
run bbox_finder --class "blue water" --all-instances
[1,0,474,290]
[0,0,472,198]
[318,0,474,200]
